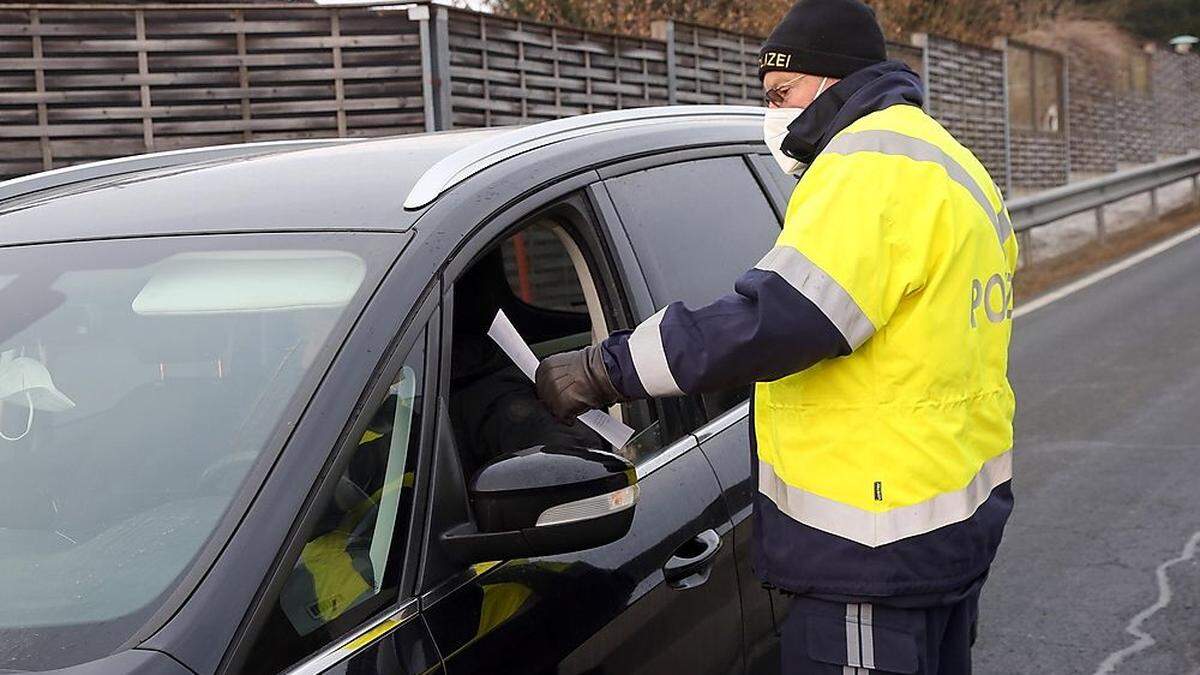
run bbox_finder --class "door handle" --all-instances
[663,529,722,590]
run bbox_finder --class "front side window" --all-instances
[449,219,629,478]
[244,337,427,674]
[0,234,390,672]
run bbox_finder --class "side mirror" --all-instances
[441,445,639,564]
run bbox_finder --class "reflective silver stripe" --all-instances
[860,603,875,669]
[755,246,876,350]
[846,603,861,668]
[287,599,419,674]
[999,206,1014,245]
[759,450,1012,547]
[627,307,685,397]
[825,129,1012,245]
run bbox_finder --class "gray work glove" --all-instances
[535,345,623,423]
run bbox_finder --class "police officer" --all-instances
[535,0,1017,671]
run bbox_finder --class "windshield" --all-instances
[0,234,390,671]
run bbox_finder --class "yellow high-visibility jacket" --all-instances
[603,62,1016,598]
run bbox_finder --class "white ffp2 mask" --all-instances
[762,77,829,176]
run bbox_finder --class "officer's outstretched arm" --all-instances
[597,269,851,400]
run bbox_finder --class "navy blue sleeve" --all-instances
[600,267,851,399]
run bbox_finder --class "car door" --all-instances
[225,299,445,675]
[417,191,746,675]
[599,153,792,674]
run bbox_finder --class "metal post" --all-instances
[997,37,1014,197]
[912,33,931,115]
[234,10,252,141]
[657,20,678,106]
[431,7,453,130]
[1062,56,1072,181]
[1019,230,1035,268]
[410,5,436,132]
[330,11,348,137]
[1150,187,1160,221]
[1095,205,1106,242]
[134,10,155,153]
[29,10,51,171]
[1192,174,1199,207]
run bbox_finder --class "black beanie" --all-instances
[759,0,887,80]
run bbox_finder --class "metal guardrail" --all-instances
[1007,152,1200,234]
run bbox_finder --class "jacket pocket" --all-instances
[804,613,920,674]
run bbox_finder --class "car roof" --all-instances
[0,106,765,246]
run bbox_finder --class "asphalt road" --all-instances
[976,226,1200,675]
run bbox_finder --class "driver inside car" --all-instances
[447,247,605,477]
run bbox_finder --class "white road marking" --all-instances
[1015,223,1200,319]
[1093,530,1200,675]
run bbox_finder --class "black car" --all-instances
[0,106,801,675]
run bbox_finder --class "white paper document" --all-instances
[488,310,636,449]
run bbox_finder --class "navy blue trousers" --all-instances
[780,590,979,674]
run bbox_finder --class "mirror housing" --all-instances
[441,445,638,564]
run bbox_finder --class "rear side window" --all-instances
[605,157,781,310]
[604,156,782,420]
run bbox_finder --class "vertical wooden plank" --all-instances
[550,27,562,116]
[516,21,527,121]
[740,35,748,103]
[716,32,726,104]
[479,13,491,126]
[235,9,252,141]
[641,43,650,102]
[663,21,677,106]
[584,39,594,114]
[613,35,623,109]
[134,10,155,152]
[331,11,347,136]
[29,10,51,170]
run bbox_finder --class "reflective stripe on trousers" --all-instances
[845,603,876,673]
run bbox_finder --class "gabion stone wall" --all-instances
[918,34,1009,191]
[1114,95,1156,165]
[1153,49,1200,157]
[1065,50,1118,175]
[1010,130,1070,189]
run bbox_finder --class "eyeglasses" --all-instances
[763,74,809,106]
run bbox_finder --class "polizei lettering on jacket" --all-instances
[970,272,1015,327]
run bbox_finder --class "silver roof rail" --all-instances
[403,105,765,209]
[0,138,359,204]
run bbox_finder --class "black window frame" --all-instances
[418,184,716,597]
[223,291,442,675]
